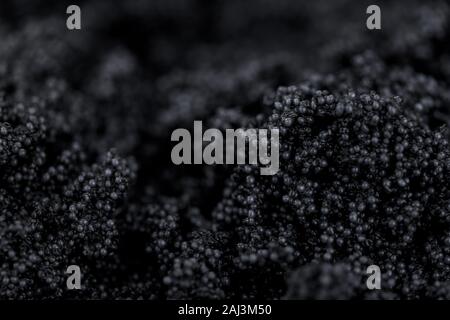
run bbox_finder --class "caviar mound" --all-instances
[1,0,450,300]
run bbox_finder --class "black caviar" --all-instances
[0,0,450,300]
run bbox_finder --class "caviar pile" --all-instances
[1,0,450,299]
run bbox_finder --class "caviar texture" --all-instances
[283,263,361,299]
[1,0,450,300]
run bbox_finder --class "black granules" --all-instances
[1,0,450,299]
